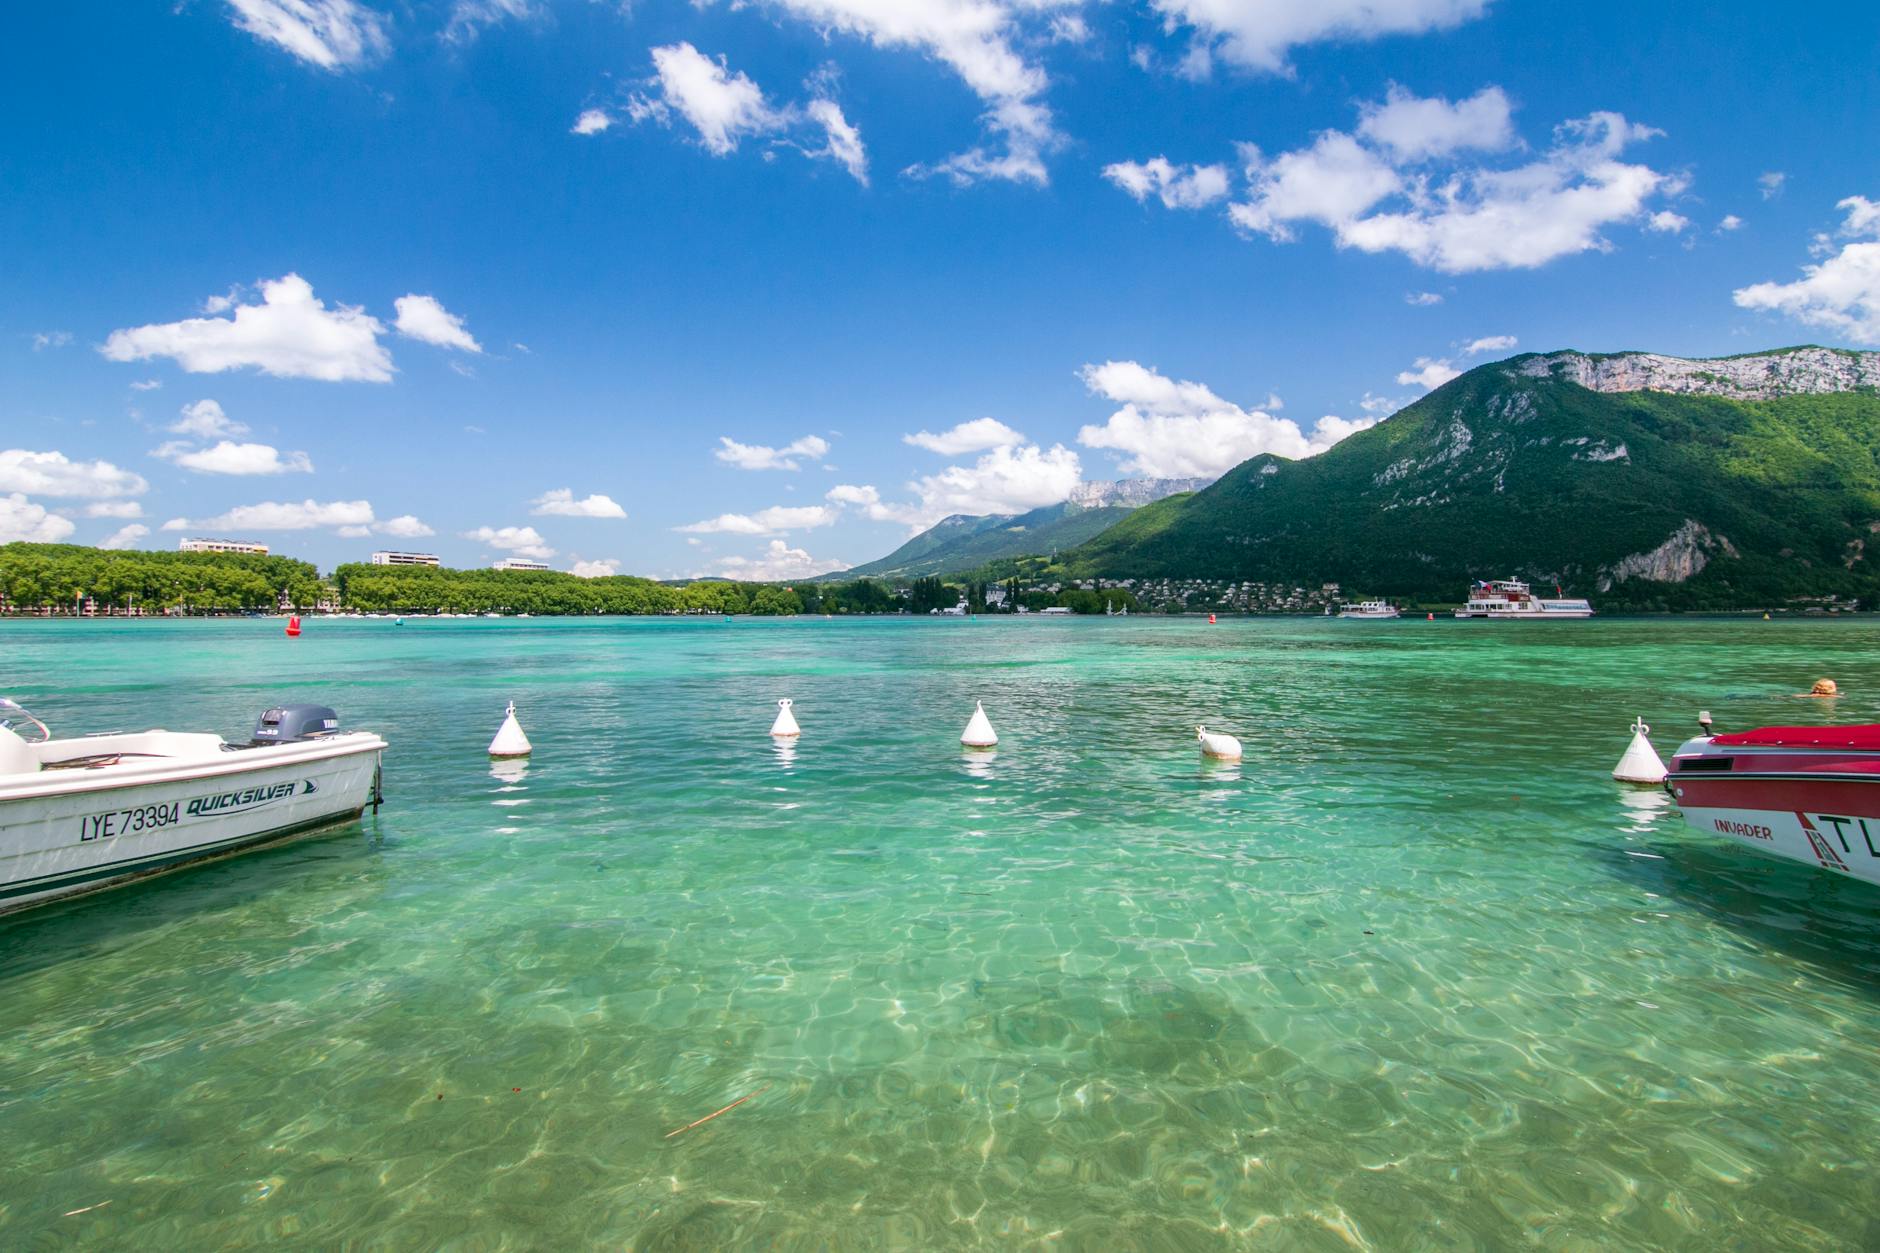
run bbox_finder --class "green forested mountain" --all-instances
[1064,348,1880,608]
[839,501,1133,580]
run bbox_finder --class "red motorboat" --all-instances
[1666,720,1880,887]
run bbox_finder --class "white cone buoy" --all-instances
[489,699,532,758]
[1612,716,1666,784]
[770,698,801,738]
[961,701,998,748]
[1197,725,1242,761]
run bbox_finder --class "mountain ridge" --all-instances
[836,476,1212,580]
[1053,346,1880,608]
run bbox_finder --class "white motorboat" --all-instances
[0,699,386,915]
[1453,578,1592,619]
[1334,600,1401,619]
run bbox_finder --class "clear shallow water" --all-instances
[2,615,1878,1250]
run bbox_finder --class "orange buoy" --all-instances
[285,614,301,638]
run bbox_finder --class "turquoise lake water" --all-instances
[2,615,1878,1249]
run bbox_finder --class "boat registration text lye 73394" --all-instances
[77,779,317,842]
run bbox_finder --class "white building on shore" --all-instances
[179,537,269,556]
[370,550,441,567]
[492,558,550,572]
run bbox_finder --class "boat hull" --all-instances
[1667,738,1880,887]
[1454,609,1594,619]
[0,739,383,914]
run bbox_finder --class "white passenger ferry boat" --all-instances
[0,699,386,914]
[1334,600,1400,619]
[1453,579,1592,619]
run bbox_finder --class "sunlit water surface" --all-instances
[2,616,1878,1249]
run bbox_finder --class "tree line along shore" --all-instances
[2,543,1866,619]
[0,544,1148,617]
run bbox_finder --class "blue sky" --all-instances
[4,0,1878,580]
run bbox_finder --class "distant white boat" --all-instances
[1335,600,1400,619]
[0,698,385,915]
[1454,578,1592,619]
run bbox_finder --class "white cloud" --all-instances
[225,0,389,71]
[444,0,539,44]
[173,499,376,532]
[1231,131,1401,241]
[32,331,73,351]
[629,44,870,184]
[634,43,786,155]
[1076,360,1353,476]
[714,434,832,471]
[825,483,880,507]
[1150,0,1489,75]
[1396,356,1461,389]
[1360,391,1403,415]
[129,378,163,391]
[102,274,393,382]
[713,539,848,582]
[376,515,434,538]
[1732,196,1880,345]
[1838,195,1880,237]
[569,558,622,578]
[1462,334,1517,356]
[1718,214,1743,232]
[1356,85,1515,161]
[0,449,148,499]
[903,417,1025,456]
[825,482,929,527]
[464,524,556,559]
[171,399,248,438]
[1759,171,1786,199]
[85,501,144,519]
[393,294,482,353]
[571,108,614,136]
[156,440,314,476]
[1229,105,1672,273]
[1309,414,1379,446]
[531,488,628,518]
[676,505,839,534]
[1646,210,1690,233]
[1405,290,1443,306]
[762,0,1068,186]
[0,494,76,544]
[806,98,869,185]
[98,523,151,550]
[1102,157,1231,209]
[1049,14,1089,43]
[908,442,1083,517]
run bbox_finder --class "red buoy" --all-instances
[285,614,302,638]
[1208,613,1216,624]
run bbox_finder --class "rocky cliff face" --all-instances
[1598,520,1739,591]
[1068,476,1214,508]
[1519,347,1880,400]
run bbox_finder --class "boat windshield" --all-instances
[0,697,50,742]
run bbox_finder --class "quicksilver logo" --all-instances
[184,779,314,818]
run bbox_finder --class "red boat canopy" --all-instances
[1711,724,1880,750]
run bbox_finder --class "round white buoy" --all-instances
[488,699,533,758]
[1197,725,1242,761]
[1612,716,1666,784]
[770,698,801,738]
[961,700,998,748]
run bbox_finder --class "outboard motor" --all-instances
[251,704,341,746]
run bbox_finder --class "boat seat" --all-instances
[0,724,41,776]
